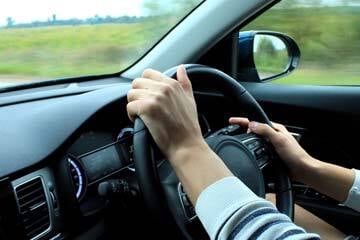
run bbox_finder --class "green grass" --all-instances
[273,68,360,86]
[1,5,360,86]
[0,23,163,78]
[245,6,360,86]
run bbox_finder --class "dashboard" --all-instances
[1,81,356,239]
[0,84,136,239]
[67,129,134,201]
[0,83,221,240]
[0,126,137,240]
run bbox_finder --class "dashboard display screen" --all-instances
[80,144,123,182]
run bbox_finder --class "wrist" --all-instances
[166,138,234,203]
[168,138,209,168]
[292,155,323,183]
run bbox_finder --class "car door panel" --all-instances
[242,81,360,234]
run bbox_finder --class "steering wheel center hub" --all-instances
[206,135,265,197]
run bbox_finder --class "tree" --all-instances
[275,0,322,9]
[341,0,351,6]
[6,17,14,27]
[142,0,200,16]
[257,37,276,57]
[142,1,162,16]
[275,0,300,9]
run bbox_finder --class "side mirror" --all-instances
[237,31,300,82]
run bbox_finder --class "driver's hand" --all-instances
[229,117,312,181]
[127,65,204,161]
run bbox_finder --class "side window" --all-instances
[244,0,360,85]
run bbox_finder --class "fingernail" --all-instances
[249,121,258,130]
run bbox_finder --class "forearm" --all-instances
[195,177,319,240]
[296,156,355,202]
[169,140,320,239]
[168,139,233,204]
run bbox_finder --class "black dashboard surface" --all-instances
[0,83,131,178]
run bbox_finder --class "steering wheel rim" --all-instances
[133,64,293,239]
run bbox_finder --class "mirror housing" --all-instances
[237,31,301,82]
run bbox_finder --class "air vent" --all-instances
[15,177,50,239]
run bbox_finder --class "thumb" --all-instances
[177,64,193,95]
[249,121,278,140]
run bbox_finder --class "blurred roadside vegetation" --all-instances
[0,24,149,77]
[253,35,289,79]
[244,0,360,85]
[0,0,359,86]
[0,0,201,83]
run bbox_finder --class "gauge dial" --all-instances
[68,157,86,200]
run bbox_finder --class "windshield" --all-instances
[0,0,202,88]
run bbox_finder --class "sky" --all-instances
[0,0,145,27]
[254,35,287,51]
[1,0,359,27]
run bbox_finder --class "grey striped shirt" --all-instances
[195,175,356,240]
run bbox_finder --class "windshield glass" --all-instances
[0,0,202,88]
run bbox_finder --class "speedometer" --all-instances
[68,157,86,200]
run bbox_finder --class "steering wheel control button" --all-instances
[209,125,245,138]
[258,156,269,167]
[222,125,242,135]
[244,139,262,150]
[252,141,260,148]
[255,147,267,158]
[224,125,243,135]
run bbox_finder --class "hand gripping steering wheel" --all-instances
[133,64,293,239]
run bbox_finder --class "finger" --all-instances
[142,68,173,84]
[249,121,278,140]
[177,65,193,95]
[272,122,288,133]
[229,117,250,128]
[126,100,142,122]
[127,89,152,103]
[132,77,166,90]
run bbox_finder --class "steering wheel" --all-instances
[133,64,293,239]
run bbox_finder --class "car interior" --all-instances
[0,0,359,239]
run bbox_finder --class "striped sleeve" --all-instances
[195,176,320,240]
